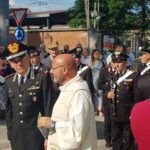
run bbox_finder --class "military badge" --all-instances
[8,43,19,54]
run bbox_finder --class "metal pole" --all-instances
[84,0,90,49]
[0,0,9,46]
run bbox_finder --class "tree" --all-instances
[68,0,95,28]
[68,0,86,27]
[68,0,150,33]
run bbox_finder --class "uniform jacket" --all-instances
[135,69,150,102]
[98,66,114,114]
[77,63,95,98]
[99,66,138,122]
[111,68,138,122]
[5,67,55,150]
[98,66,113,92]
[47,76,97,150]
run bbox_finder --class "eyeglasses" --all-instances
[51,65,64,70]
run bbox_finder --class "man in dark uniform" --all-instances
[98,59,116,148]
[4,42,55,150]
[135,48,150,102]
[29,46,60,101]
[28,45,49,73]
[106,52,137,150]
[72,51,95,102]
[0,53,15,118]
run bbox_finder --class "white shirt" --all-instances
[81,55,91,65]
[47,76,97,150]
[17,67,30,84]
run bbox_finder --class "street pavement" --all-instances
[0,116,111,150]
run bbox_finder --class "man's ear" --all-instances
[63,66,67,74]
[63,66,69,75]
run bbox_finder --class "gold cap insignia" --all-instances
[8,43,19,54]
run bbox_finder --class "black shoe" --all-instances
[105,142,112,148]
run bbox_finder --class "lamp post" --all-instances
[91,1,100,31]
[84,0,90,49]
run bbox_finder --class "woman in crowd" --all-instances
[89,49,105,115]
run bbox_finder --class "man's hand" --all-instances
[38,117,51,129]
[107,91,115,100]
[44,139,48,150]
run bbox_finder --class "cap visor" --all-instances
[10,54,25,62]
[48,47,57,50]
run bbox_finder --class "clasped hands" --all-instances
[37,117,51,129]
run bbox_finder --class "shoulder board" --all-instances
[5,73,15,80]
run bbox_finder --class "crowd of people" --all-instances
[0,41,150,150]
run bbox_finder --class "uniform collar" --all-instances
[18,67,30,81]
[33,64,40,70]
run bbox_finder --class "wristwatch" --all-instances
[50,121,56,129]
[49,121,56,135]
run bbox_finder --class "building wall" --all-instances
[10,29,88,50]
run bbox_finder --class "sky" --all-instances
[9,0,75,12]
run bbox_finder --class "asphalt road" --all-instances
[0,116,111,150]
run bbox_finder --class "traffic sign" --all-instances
[12,8,28,26]
[14,27,25,42]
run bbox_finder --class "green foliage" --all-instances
[68,0,150,32]
[67,0,86,28]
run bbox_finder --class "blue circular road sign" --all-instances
[14,27,25,42]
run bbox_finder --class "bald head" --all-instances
[51,54,77,85]
[53,54,76,69]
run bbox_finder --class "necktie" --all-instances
[19,76,24,86]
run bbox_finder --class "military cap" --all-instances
[28,46,40,57]
[111,51,129,63]
[68,47,83,55]
[5,42,28,62]
[139,48,150,55]
[48,43,58,50]
[60,49,68,54]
